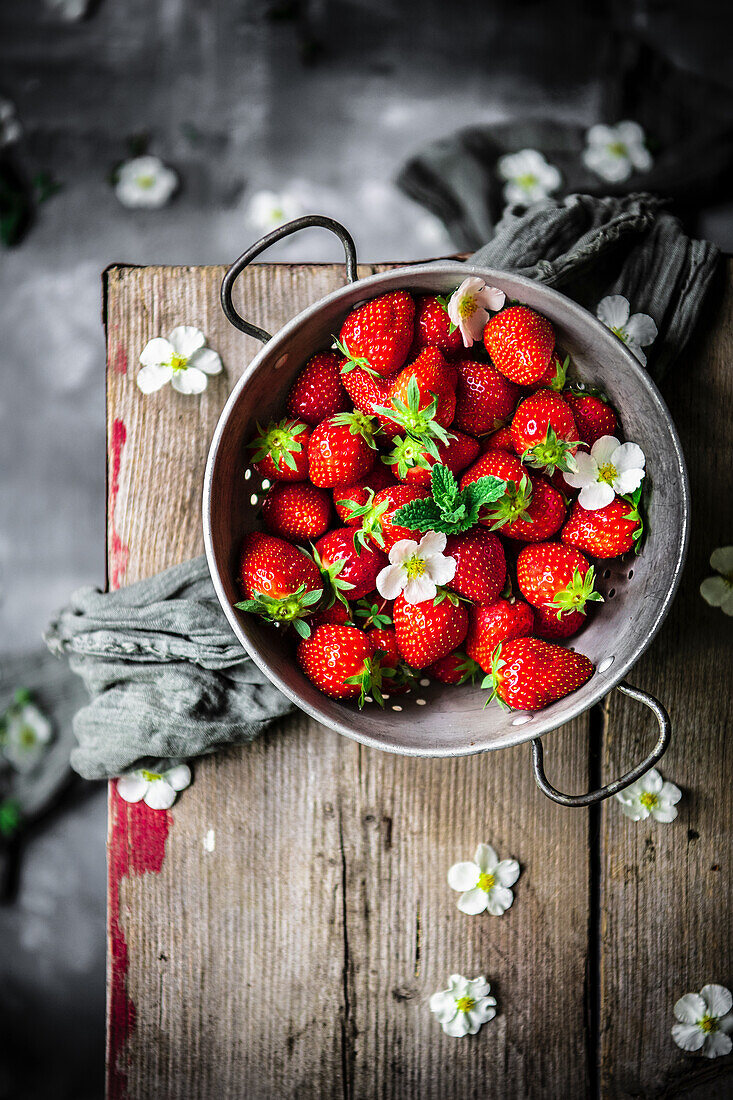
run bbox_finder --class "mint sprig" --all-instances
[392,463,506,536]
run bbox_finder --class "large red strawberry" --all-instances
[338,291,415,377]
[411,295,463,358]
[532,603,587,640]
[388,429,479,485]
[286,352,349,426]
[341,366,395,428]
[350,483,430,551]
[516,542,603,616]
[465,598,535,671]
[261,481,333,541]
[460,448,525,493]
[366,626,416,693]
[236,532,322,632]
[393,592,469,668]
[510,390,579,474]
[564,391,619,447]
[482,426,515,454]
[527,351,569,393]
[484,305,555,385]
[307,411,377,488]
[426,650,481,685]
[248,418,310,481]
[445,528,506,603]
[483,637,594,710]
[314,528,387,602]
[453,359,520,436]
[561,496,642,558]
[482,473,566,542]
[297,625,387,705]
[386,347,458,431]
[333,465,396,526]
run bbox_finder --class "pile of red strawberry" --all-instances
[236,288,643,713]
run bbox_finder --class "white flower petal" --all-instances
[165,764,192,792]
[448,974,469,997]
[578,482,615,510]
[466,977,491,999]
[171,367,208,395]
[618,801,648,821]
[376,564,407,601]
[615,121,645,145]
[701,985,733,1018]
[590,435,622,464]
[597,296,630,330]
[168,325,206,359]
[476,285,506,312]
[586,124,616,147]
[139,337,175,368]
[188,347,223,375]
[650,804,678,823]
[136,363,173,394]
[388,539,418,565]
[720,1013,733,1035]
[442,1012,470,1038]
[472,996,497,1024]
[710,546,733,574]
[700,576,732,609]
[703,1031,732,1058]
[563,451,599,489]
[674,993,707,1024]
[624,313,658,347]
[486,885,514,916]
[474,843,499,872]
[641,768,663,794]
[429,989,458,1023]
[418,531,447,556]
[613,468,645,496]
[672,1022,705,1052]
[722,588,733,615]
[144,779,178,810]
[659,781,682,805]
[403,575,437,605]
[116,775,148,803]
[426,554,457,587]
[493,859,520,888]
[612,441,645,474]
[447,861,480,892]
[457,888,489,915]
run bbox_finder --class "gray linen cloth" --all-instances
[45,192,720,780]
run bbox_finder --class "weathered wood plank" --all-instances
[106,263,592,1098]
[599,262,733,1098]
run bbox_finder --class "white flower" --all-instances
[0,98,22,148]
[672,985,733,1058]
[582,121,653,183]
[596,295,657,366]
[2,700,52,773]
[429,974,497,1038]
[497,149,562,207]
[700,546,733,616]
[563,434,645,511]
[117,763,191,810]
[137,326,223,395]
[614,768,681,822]
[447,843,520,916]
[376,531,457,605]
[447,277,506,348]
[115,155,178,210]
[245,189,305,233]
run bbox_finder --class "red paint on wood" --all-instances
[107,785,171,1100]
[113,343,128,375]
[109,418,130,590]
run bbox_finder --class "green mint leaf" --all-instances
[430,463,459,509]
[392,498,444,532]
[466,475,507,508]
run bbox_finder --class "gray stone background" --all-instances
[0,1,731,1096]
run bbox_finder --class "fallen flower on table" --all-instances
[582,121,653,183]
[447,842,520,916]
[563,434,645,511]
[700,546,733,616]
[596,295,657,366]
[117,763,191,810]
[496,149,561,207]
[114,155,178,210]
[614,768,681,823]
[137,326,223,395]
[672,984,733,1059]
[0,690,52,773]
[245,188,305,233]
[429,974,497,1037]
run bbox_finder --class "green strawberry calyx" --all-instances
[336,489,390,551]
[483,474,533,531]
[345,654,396,709]
[234,583,323,638]
[332,336,379,377]
[393,463,506,536]
[330,409,379,450]
[448,652,482,685]
[547,354,570,392]
[247,418,308,473]
[435,292,458,334]
[521,425,581,475]
[354,598,392,629]
[384,434,434,480]
[310,546,356,609]
[622,485,645,554]
[373,376,453,451]
[480,645,510,710]
[550,566,604,618]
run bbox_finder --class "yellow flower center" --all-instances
[136,174,156,190]
[19,725,37,748]
[404,555,427,580]
[609,141,628,158]
[458,295,478,319]
[699,1014,718,1034]
[168,353,188,372]
[598,461,617,484]
[455,996,476,1014]
[611,325,627,341]
[478,871,495,892]
[517,172,539,189]
[639,791,658,810]
[140,769,162,782]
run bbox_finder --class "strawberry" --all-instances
[510,390,579,474]
[314,528,387,602]
[393,591,469,668]
[348,483,430,551]
[366,626,416,693]
[411,295,464,358]
[387,429,479,485]
[564,391,618,447]
[337,290,415,377]
[453,359,520,436]
[465,598,535,672]
[445,528,506,603]
[235,532,322,635]
[483,637,594,710]
[248,418,310,481]
[482,426,515,454]
[532,603,587,640]
[527,351,569,393]
[297,625,388,705]
[341,365,394,422]
[306,602,351,630]
[482,473,566,543]
[460,448,525,492]
[426,650,481,685]
[516,542,603,617]
[484,305,555,385]
[561,495,642,558]
[307,411,378,488]
[286,352,349,426]
[261,481,333,541]
[386,347,458,431]
[333,466,396,526]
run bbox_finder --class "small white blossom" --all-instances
[137,325,223,395]
[115,155,178,210]
[497,149,561,207]
[596,295,657,365]
[615,768,681,822]
[700,546,733,616]
[2,700,52,773]
[583,121,652,183]
[672,985,733,1059]
[376,531,456,605]
[447,277,506,348]
[245,189,305,233]
[117,763,191,810]
[0,98,22,148]
[563,434,645,511]
[44,0,91,19]
[447,843,520,916]
[429,974,497,1038]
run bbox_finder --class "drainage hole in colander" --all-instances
[392,705,403,712]
[512,714,533,726]
[607,588,616,599]
[627,569,634,579]
[419,677,430,687]
[274,354,288,370]
[603,568,611,579]
[244,468,252,481]
[365,695,373,703]
[250,493,258,506]
[261,478,271,489]
[416,698,426,706]
[597,656,615,673]
[382,693,390,700]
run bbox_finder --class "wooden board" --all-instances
[105,260,732,1099]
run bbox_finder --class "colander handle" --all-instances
[220,215,359,343]
[530,681,671,807]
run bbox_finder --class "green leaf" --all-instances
[392,497,444,531]
[431,463,459,509]
[292,618,311,639]
[467,475,507,508]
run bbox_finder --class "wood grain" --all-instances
[106,263,592,1098]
